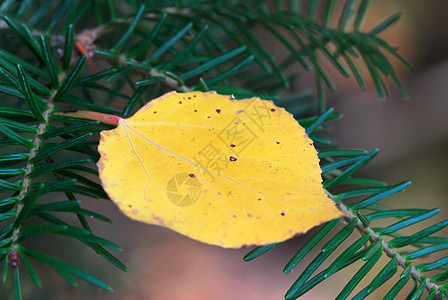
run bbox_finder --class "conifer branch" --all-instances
[0,2,444,299]
[337,201,440,296]
[10,85,58,249]
[148,68,192,92]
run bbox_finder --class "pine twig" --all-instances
[337,201,441,296]
[9,71,64,253]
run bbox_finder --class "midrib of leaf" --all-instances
[336,200,441,296]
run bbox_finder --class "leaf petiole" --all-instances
[53,111,122,125]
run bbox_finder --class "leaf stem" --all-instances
[53,111,123,125]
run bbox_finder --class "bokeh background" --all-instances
[3,1,448,299]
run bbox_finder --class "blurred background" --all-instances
[4,0,448,299]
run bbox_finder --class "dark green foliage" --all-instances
[0,1,444,299]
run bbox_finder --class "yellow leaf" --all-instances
[98,91,343,248]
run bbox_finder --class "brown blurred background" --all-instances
[6,1,448,299]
